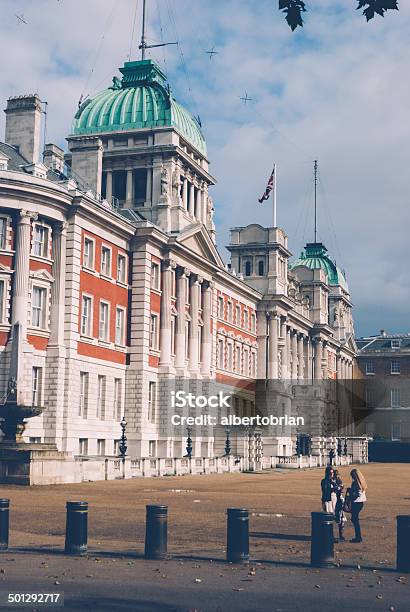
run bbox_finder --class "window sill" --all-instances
[82,266,98,276]
[27,327,50,337]
[149,348,160,355]
[30,255,53,265]
[79,335,96,344]
[114,344,127,352]
[151,288,162,295]
[117,281,129,289]
[100,273,114,282]
[0,249,15,257]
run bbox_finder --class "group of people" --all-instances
[321,467,367,543]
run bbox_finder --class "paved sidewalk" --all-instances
[0,550,408,612]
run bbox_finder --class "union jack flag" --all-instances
[258,166,275,203]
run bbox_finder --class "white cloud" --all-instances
[0,0,409,336]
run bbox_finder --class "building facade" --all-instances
[0,58,364,482]
[355,331,410,442]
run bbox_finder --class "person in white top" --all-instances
[349,468,367,543]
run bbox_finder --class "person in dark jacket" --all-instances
[321,466,337,513]
[333,469,346,541]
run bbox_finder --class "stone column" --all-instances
[314,339,323,380]
[195,187,202,221]
[279,317,288,379]
[268,311,278,380]
[11,209,37,338]
[337,354,342,380]
[188,181,195,217]
[189,275,201,373]
[305,339,312,379]
[297,334,305,380]
[106,170,113,204]
[257,312,267,379]
[291,331,298,379]
[175,267,189,371]
[182,177,188,210]
[159,260,174,367]
[201,280,213,377]
[49,221,67,346]
[126,169,133,207]
[202,188,208,225]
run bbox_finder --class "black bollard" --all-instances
[145,505,168,559]
[397,515,410,573]
[311,512,334,567]
[226,508,249,564]
[0,499,10,551]
[65,501,88,556]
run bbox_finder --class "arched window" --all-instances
[258,260,265,276]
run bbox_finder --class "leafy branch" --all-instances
[279,1,399,31]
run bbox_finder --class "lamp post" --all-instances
[185,426,193,458]
[344,437,348,457]
[224,427,231,457]
[337,437,342,456]
[119,417,127,479]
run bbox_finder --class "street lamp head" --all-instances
[121,417,127,428]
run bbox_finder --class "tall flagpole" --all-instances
[273,163,277,228]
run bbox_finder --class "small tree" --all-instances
[279,1,399,31]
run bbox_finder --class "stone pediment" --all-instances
[174,224,224,268]
[0,263,13,273]
[29,269,54,283]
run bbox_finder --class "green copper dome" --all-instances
[291,243,349,292]
[71,59,206,156]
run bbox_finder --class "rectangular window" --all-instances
[244,309,249,330]
[227,343,233,371]
[114,378,122,420]
[0,279,4,324]
[79,372,89,418]
[117,254,127,284]
[151,262,160,290]
[243,348,249,377]
[32,367,41,407]
[33,225,48,258]
[150,313,159,350]
[81,295,92,336]
[0,218,6,249]
[83,237,94,269]
[251,352,256,377]
[29,437,41,443]
[97,439,106,456]
[235,345,241,374]
[235,305,241,326]
[114,440,120,456]
[99,302,109,341]
[391,388,401,408]
[101,246,111,277]
[149,440,157,458]
[148,381,157,423]
[79,438,88,455]
[365,361,375,375]
[217,338,224,369]
[227,301,233,322]
[115,307,126,345]
[97,375,106,419]
[391,339,401,349]
[391,359,400,374]
[251,313,256,333]
[217,296,224,319]
[31,286,47,328]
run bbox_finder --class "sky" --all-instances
[0,0,409,337]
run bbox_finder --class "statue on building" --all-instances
[172,169,180,200]
[160,166,169,197]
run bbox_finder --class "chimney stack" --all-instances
[4,94,42,165]
[43,143,65,173]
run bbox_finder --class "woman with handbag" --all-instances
[349,468,367,543]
